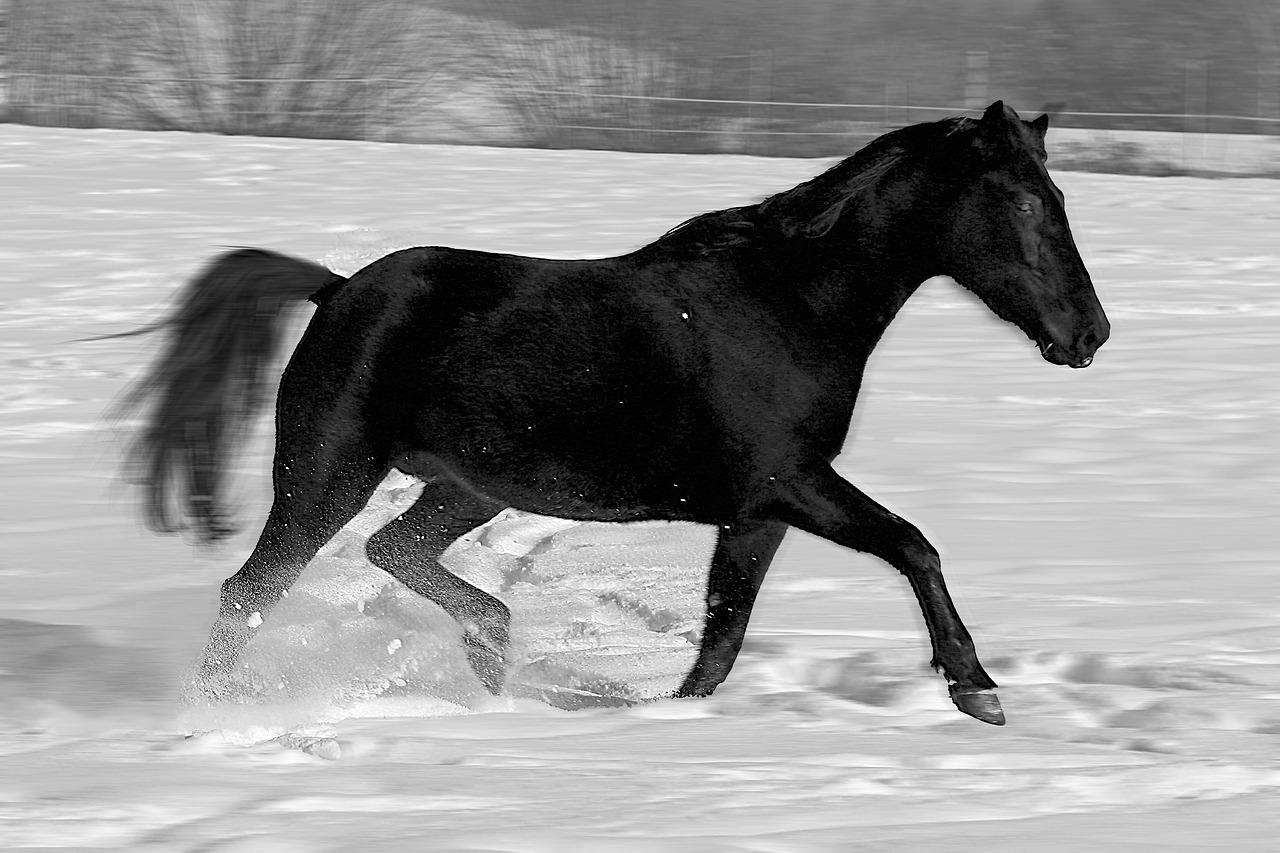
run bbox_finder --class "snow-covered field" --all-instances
[1,124,1278,850]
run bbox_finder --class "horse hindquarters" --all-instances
[197,259,519,693]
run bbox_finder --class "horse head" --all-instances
[938,101,1110,368]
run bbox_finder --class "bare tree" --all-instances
[95,0,461,139]
[6,0,115,126]
[490,25,690,150]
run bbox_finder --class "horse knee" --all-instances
[365,517,425,570]
[879,517,940,575]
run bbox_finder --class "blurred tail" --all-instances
[106,248,346,543]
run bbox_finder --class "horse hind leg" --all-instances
[197,434,390,693]
[364,477,510,693]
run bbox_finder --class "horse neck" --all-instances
[787,175,947,351]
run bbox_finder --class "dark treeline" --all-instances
[5,0,1278,153]
[459,0,1280,128]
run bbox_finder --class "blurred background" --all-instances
[3,0,1279,173]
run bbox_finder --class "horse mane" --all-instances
[657,115,979,255]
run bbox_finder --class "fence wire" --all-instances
[4,72,1280,170]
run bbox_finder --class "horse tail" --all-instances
[109,248,346,543]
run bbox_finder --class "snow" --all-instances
[2,123,1279,850]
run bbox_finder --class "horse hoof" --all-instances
[950,687,1006,726]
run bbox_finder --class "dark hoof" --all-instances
[950,687,1006,726]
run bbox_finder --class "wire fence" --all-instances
[4,72,1280,172]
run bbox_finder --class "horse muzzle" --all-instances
[1037,309,1109,369]
[1037,338,1098,369]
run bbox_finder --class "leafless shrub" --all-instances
[9,0,466,139]
[487,25,719,152]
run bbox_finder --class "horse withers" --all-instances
[117,101,1108,725]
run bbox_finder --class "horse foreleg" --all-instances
[676,520,788,698]
[770,463,1004,725]
[365,478,510,693]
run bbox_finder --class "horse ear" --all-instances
[973,100,1012,159]
[1030,113,1049,137]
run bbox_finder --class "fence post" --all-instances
[0,0,8,122]
[1182,59,1208,169]
[382,78,391,143]
[965,51,988,111]
[1249,6,1279,134]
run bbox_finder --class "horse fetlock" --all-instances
[941,655,998,692]
[935,641,995,686]
[461,627,509,694]
[199,605,261,670]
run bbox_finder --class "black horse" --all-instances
[119,101,1108,725]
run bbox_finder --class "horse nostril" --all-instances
[1080,325,1108,353]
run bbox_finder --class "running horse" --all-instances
[118,101,1108,725]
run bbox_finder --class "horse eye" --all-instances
[1016,200,1035,215]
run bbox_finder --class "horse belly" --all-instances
[407,398,724,524]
